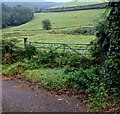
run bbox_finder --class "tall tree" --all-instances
[11,5,33,26]
[2,3,13,28]
[2,4,33,28]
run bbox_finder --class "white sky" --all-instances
[1,0,108,2]
[46,0,108,2]
[46,0,72,2]
[1,0,72,2]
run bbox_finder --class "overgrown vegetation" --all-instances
[2,2,120,112]
[2,31,119,112]
[50,26,95,35]
[89,2,120,112]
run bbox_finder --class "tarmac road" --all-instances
[2,77,87,112]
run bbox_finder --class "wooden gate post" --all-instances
[24,38,28,50]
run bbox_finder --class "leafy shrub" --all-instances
[11,44,37,61]
[49,26,95,35]
[67,68,98,90]
[2,38,22,64]
[74,27,87,34]
[2,38,20,54]
[3,53,14,64]
[2,38,37,64]
[31,50,59,67]
[54,56,68,67]
[29,49,92,69]
[67,55,92,69]
[66,67,109,112]
[25,44,37,59]
[64,26,95,35]
[67,54,80,68]
[42,19,52,30]
[88,91,108,112]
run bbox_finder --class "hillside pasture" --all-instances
[3,9,105,48]
[3,9,105,32]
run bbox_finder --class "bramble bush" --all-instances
[2,38,37,64]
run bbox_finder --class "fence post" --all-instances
[24,38,28,50]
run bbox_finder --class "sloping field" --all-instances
[3,9,105,45]
[4,9,105,32]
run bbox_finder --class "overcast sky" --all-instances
[1,0,107,2]
[46,0,105,2]
[46,0,72,2]
[1,0,71,2]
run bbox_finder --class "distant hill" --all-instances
[3,2,63,9]
[51,2,101,8]
[43,3,106,12]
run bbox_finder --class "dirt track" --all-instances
[2,77,87,112]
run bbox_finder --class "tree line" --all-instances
[2,3,34,28]
[42,3,106,13]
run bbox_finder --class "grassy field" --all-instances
[51,2,101,8]
[3,9,105,31]
[26,34,95,44]
[3,9,105,45]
